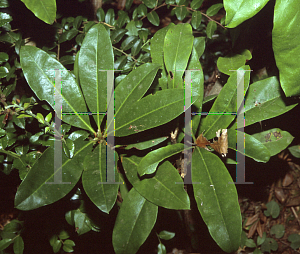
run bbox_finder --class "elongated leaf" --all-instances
[228,129,270,162]
[125,136,168,150]
[0,239,13,251]
[239,76,298,128]
[191,0,204,10]
[147,11,160,26]
[78,23,114,129]
[193,37,206,58]
[252,128,294,157]
[200,66,250,139]
[150,23,175,90]
[13,236,24,254]
[272,0,300,96]
[110,63,160,131]
[14,138,93,210]
[20,0,56,24]
[143,0,156,9]
[206,21,217,39]
[114,88,199,136]
[175,6,188,21]
[112,188,158,254]
[206,3,223,16]
[82,144,119,214]
[137,143,184,176]
[191,11,202,29]
[192,148,242,253]
[164,23,194,89]
[224,0,269,28]
[20,46,92,132]
[123,156,190,209]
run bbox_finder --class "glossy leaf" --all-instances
[224,0,269,28]
[111,63,160,131]
[0,239,13,251]
[175,6,188,21]
[138,143,184,176]
[123,156,189,209]
[272,0,300,96]
[96,8,105,22]
[125,136,168,150]
[288,145,300,158]
[191,0,204,10]
[58,28,78,43]
[105,9,115,25]
[252,128,294,157]
[121,36,139,50]
[164,23,193,89]
[20,0,56,24]
[112,188,158,254]
[0,12,12,27]
[217,54,246,75]
[78,23,114,130]
[200,66,250,139]
[228,129,270,162]
[111,29,128,44]
[192,148,242,253]
[147,11,159,26]
[239,76,298,128]
[82,144,119,214]
[150,23,175,90]
[143,0,156,9]
[131,39,143,56]
[206,21,217,39]
[191,11,202,29]
[14,138,93,210]
[137,4,147,16]
[114,88,199,137]
[20,46,92,132]
[74,210,93,235]
[206,3,223,16]
[157,243,166,254]
[158,231,175,240]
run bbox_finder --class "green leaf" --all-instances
[78,23,114,130]
[112,188,158,254]
[164,23,194,89]
[137,143,184,176]
[137,4,147,16]
[110,63,159,130]
[260,237,278,253]
[217,54,246,75]
[36,113,44,124]
[96,8,105,22]
[59,28,78,43]
[52,239,62,253]
[228,129,270,163]
[288,145,300,158]
[191,11,202,29]
[14,138,93,210]
[105,8,115,25]
[206,3,223,16]
[206,21,217,39]
[147,11,160,26]
[114,88,199,137]
[121,35,139,50]
[20,46,92,132]
[125,136,168,150]
[45,112,52,123]
[245,238,256,248]
[264,200,280,219]
[272,1,300,96]
[111,28,128,44]
[200,66,250,139]
[270,224,285,239]
[157,243,166,254]
[0,52,9,63]
[58,230,69,240]
[74,210,93,235]
[158,230,175,240]
[125,20,138,36]
[143,0,156,8]
[150,23,175,90]
[257,232,266,246]
[0,66,9,78]
[131,39,143,56]
[123,157,190,209]
[190,0,203,10]
[240,76,298,128]
[0,239,13,251]
[82,144,119,214]
[175,6,188,21]
[251,128,294,157]
[288,234,300,250]
[224,0,269,28]
[192,148,242,253]
[20,0,56,24]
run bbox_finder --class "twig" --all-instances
[291,206,300,227]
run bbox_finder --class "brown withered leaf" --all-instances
[195,133,210,148]
[210,129,228,157]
